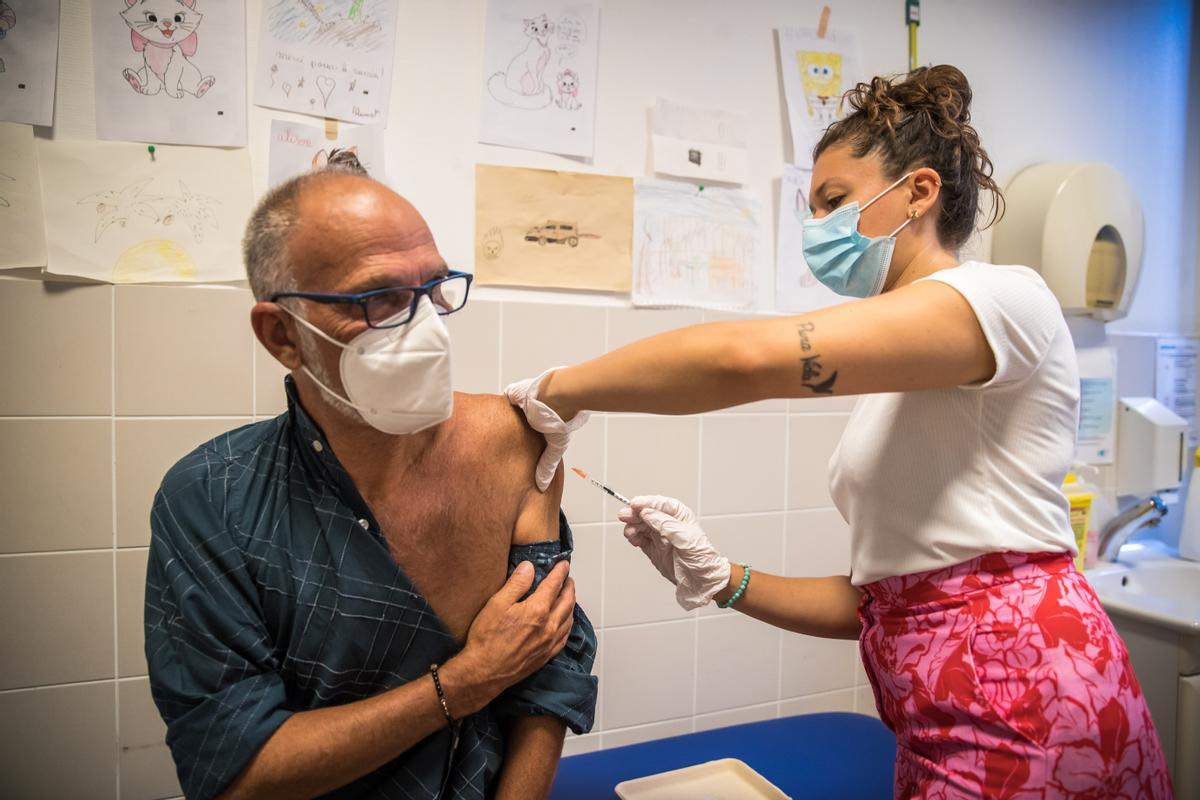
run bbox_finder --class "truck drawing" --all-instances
[524,220,600,247]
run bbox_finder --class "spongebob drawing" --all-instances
[798,50,842,130]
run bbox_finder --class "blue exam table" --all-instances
[551,712,896,799]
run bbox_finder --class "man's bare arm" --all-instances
[216,560,576,800]
[494,715,568,800]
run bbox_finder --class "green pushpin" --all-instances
[147,144,156,162]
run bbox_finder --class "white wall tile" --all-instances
[117,548,149,678]
[779,689,857,717]
[119,678,181,800]
[0,682,117,800]
[446,298,501,395]
[0,281,113,416]
[0,419,113,553]
[854,686,881,719]
[0,552,115,690]
[787,414,849,510]
[790,395,858,413]
[696,615,780,713]
[561,415,606,525]
[606,416,700,506]
[602,621,695,730]
[785,508,851,577]
[570,523,604,630]
[562,732,601,756]
[601,718,693,750]
[700,415,787,515]
[604,522,692,627]
[115,286,254,416]
[254,342,290,417]
[500,303,607,387]
[780,633,859,700]
[699,513,784,618]
[694,702,778,732]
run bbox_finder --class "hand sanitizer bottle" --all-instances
[1180,450,1200,561]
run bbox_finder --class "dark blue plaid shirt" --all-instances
[144,380,597,800]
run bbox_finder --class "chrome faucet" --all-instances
[1098,495,1168,562]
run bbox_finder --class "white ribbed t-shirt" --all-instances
[829,262,1080,586]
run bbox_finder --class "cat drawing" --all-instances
[120,0,215,99]
[486,14,554,110]
[481,226,504,259]
[0,2,15,74]
[554,69,580,110]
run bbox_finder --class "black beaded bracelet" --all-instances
[429,663,454,727]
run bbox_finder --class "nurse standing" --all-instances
[507,66,1172,798]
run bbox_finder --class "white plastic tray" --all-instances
[614,758,791,799]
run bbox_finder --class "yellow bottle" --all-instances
[1062,471,1096,570]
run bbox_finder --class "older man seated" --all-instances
[144,152,597,800]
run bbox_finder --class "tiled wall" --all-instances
[0,277,871,796]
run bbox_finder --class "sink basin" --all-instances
[1087,549,1200,636]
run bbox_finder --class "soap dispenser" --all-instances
[1180,450,1200,561]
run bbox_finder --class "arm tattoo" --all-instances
[796,322,839,395]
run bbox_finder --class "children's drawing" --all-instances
[777,26,861,168]
[40,139,250,283]
[798,50,843,129]
[0,122,46,269]
[775,164,849,313]
[481,226,504,259]
[0,1,59,126]
[267,119,386,188]
[479,1,600,158]
[119,0,215,99]
[254,0,398,123]
[487,14,554,109]
[93,0,246,146]
[651,96,749,184]
[632,179,760,310]
[475,164,632,292]
[0,2,15,73]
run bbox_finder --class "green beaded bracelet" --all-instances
[717,564,751,609]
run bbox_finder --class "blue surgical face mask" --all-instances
[801,172,915,298]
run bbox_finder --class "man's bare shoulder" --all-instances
[450,393,564,545]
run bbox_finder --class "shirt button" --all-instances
[312,440,324,453]
[358,518,369,530]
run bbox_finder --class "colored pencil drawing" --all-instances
[119,0,215,98]
[77,177,220,243]
[0,1,15,74]
[487,13,554,109]
[481,226,504,259]
[798,49,843,128]
[264,0,388,50]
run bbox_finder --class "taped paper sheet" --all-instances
[267,118,386,188]
[0,0,60,126]
[1076,347,1117,464]
[777,25,862,167]
[651,96,748,185]
[474,163,632,292]
[1156,337,1199,447]
[93,0,247,147]
[632,178,759,311]
[39,139,252,283]
[254,0,398,124]
[479,0,599,158]
[0,121,46,269]
[775,164,848,313]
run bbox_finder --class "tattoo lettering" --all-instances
[795,322,838,394]
[803,371,839,395]
[801,354,823,382]
[796,321,815,352]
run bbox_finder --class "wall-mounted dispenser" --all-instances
[991,162,1144,322]
[1115,397,1187,497]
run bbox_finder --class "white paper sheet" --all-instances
[0,0,60,126]
[254,0,397,124]
[0,122,45,269]
[1076,347,1117,464]
[775,164,848,313]
[267,118,386,188]
[777,25,862,168]
[632,178,759,311]
[479,0,599,158]
[92,0,246,147]
[39,138,251,283]
[650,96,748,185]
[1156,337,1199,447]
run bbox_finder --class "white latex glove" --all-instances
[618,495,732,611]
[504,367,592,491]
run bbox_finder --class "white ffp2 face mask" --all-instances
[283,296,454,435]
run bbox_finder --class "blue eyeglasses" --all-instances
[270,270,473,329]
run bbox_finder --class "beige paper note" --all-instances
[475,164,633,292]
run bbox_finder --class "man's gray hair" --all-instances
[242,149,371,300]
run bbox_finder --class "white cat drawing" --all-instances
[120,0,215,99]
[486,13,554,110]
[554,69,580,110]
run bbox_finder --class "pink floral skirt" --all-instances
[858,550,1173,799]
